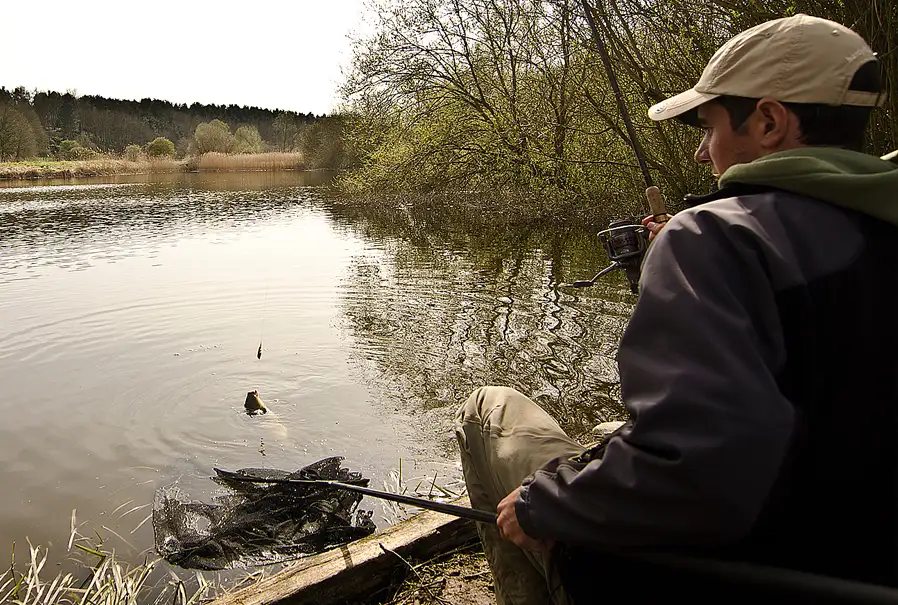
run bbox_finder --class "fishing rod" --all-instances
[558,1,669,293]
[579,0,670,222]
[213,468,498,525]
[217,469,898,602]
[579,0,653,195]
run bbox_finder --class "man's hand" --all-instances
[496,487,552,552]
[642,215,667,242]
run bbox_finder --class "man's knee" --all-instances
[456,385,523,425]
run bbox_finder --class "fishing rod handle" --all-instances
[332,481,498,524]
[645,186,670,223]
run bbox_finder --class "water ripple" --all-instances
[0,173,634,578]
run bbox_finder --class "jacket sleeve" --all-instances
[516,204,796,547]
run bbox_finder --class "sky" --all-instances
[3,0,372,116]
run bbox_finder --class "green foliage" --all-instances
[0,87,48,160]
[146,136,175,157]
[57,139,97,160]
[0,105,39,161]
[123,143,143,161]
[296,116,353,169]
[57,139,79,159]
[340,0,898,210]
[4,87,316,157]
[271,111,299,152]
[68,145,99,160]
[234,124,264,154]
[194,119,235,154]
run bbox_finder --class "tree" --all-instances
[234,125,263,154]
[194,119,235,153]
[0,104,38,160]
[56,92,78,139]
[146,136,175,157]
[271,111,298,152]
[340,0,585,193]
[297,116,353,169]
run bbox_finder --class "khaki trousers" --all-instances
[455,386,584,605]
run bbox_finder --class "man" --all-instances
[455,13,898,604]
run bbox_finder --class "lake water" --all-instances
[0,171,633,591]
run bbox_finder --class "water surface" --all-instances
[0,171,633,590]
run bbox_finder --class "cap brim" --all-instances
[649,89,719,122]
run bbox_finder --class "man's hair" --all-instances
[714,61,883,151]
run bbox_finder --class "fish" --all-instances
[244,390,267,415]
[257,343,262,360]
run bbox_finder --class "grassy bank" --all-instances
[2,529,493,605]
[0,152,308,181]
[2,541,211,605]
[0,158,185,180]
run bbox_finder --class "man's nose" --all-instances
[694,137,711,164]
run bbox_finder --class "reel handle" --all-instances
[645,186,669,223]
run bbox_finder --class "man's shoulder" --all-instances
[660,184,868,289]
[674,183,859,236]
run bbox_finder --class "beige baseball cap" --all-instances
[649,14,883,122]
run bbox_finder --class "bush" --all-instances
[146,137,175,157]
[194,120,235,154]
[57,140,97,160]
[123,144,143,162]
[57,139,79,159]
[68,145,99,160]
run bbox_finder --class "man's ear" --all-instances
[755,98,793,149]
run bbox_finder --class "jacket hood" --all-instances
[718,147,898,226]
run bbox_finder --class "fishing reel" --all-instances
[564,219,649,294]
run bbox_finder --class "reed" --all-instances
[0,158,185,180]
[195,152,307,172]
[0,539,210,605]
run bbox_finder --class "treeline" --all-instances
[0,87,353,168]
[338,0,897,214]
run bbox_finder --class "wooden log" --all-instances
[211,496,481,605]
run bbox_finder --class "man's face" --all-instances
[694,101,764,177]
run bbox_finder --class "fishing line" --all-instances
[257,284,268,360]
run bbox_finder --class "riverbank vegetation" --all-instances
[0,88,353,179]
[2,540,210,605]
[337,0,897,216]
[0,157,184,180]
[0,88,316,161]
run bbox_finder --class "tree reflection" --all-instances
[328,201,635,444]
[0,173,327,277]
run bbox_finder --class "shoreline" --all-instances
[0,152,309,182]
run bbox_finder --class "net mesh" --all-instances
[152,456,376,570]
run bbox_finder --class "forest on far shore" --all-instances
[0,87,349,168]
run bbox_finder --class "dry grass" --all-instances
[0,158,185,180]
[195,152,306,172]
[0,508,218,605]
[0,540,211,605]
[0,152,307,181]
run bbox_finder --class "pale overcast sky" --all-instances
[2,0,371,116]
